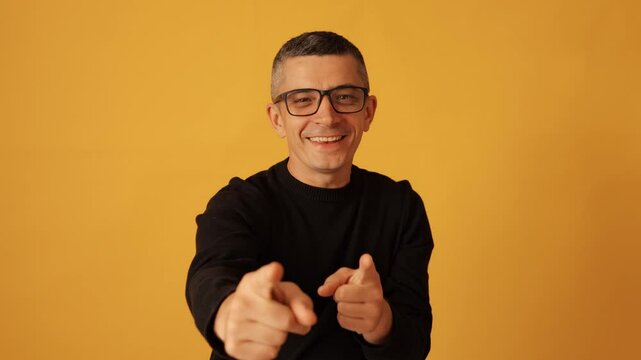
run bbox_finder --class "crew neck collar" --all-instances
[273,158,361,202]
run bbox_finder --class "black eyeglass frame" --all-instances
[272,85,370,116]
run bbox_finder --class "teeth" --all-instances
[308,136,343,143]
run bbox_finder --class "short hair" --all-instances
[271,31,369,99]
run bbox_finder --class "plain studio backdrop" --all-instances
[1,1,639,359]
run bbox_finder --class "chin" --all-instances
[309,155,351,173]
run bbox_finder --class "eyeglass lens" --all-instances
[286,87,365,116]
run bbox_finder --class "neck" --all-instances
[286,160,351,189]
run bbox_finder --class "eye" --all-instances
[336,94,356,101]
[287,91,318,108]
[332,89,361,104]
[293,96,312,104]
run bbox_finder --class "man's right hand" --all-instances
[214,262,317,360]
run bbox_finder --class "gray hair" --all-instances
[271,31,369,99]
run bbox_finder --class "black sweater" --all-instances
[186,159,434,359]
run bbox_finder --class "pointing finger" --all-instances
[277,282,317,326]
[350,254,379,285]
[259,262,285,284]
[250,262,284,299]
[317,267,354,297]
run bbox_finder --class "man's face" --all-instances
[267,55,377,187]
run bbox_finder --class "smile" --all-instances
[307,136,346,144]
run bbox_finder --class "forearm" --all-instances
[361,302,431,360]
[186,265,240,347]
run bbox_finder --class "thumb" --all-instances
[350,254,378,284]
[252,262,284,298]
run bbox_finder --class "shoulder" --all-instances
[355,166,427,214]
[356,166,416,197]
[202,166,275,214]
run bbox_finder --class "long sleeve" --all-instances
[186,162,434,359]
[185,177,270,358]
[360,182,434,359]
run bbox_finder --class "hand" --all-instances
[214,262,317,360]
[317,254,393,345]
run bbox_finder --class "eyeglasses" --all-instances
[273,85,369,116]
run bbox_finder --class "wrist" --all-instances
[363,300,393,345]
[213,292,235,341]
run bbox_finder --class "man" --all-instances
[186,31,434,360]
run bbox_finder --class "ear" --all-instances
[266,103,287,138]
[362,95,377,132]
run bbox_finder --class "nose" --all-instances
[314,94,339,125]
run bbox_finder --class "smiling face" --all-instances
[266,55,377,188]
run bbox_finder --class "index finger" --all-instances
[317,267,354,297]
[243,262,284,299]
[248,296,312,335]
[277,282,317,326]
[334,283,383,303]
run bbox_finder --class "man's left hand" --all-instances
[317,254,393,345]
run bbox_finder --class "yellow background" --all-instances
[1,0,640,359]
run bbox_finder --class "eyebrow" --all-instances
[285,83,367,93]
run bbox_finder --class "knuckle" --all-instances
[225,319,238,335]
[274,330,288,345]
[336,314,350,329]
[238,272,253,287]
[365,318,377,332]
[267,345,281,359]
[284,312,297,328]
[334,287,344,301]
[228,298,245,315]
[224,341,239,357]
[368,287,382,300]
[336,302,345,314]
